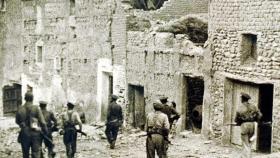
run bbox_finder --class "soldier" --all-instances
[39,101,58,158]
[160,97,180,129]
[16,92,48,158]
[105,94,123,149]
[145,102,169,158]
[234,92,262,158]
[60,102,83,158]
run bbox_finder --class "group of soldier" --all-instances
[15,90,263,158]
[16,92,83,158]
[144,96,180,158]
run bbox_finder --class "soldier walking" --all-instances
[160,97,180,129]
[234,93,262,158]
[105,94,123,149]
[16,92,48,158]
[145,102,169,158]
[39,101,58,158]
[60,102,83,158]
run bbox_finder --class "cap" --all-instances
[153,102,163,110]
[24,92,34,101]
[111,94,119,100]
[67,102,75,108]
[241,92,251,100]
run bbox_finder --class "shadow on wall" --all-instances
[130,0,168,10]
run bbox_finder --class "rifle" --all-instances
[138,132,172,145]
[76,129,87,136]
[40,131,54,147]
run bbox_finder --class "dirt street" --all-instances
[0,117,277,158]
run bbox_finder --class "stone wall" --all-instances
[0,0,23,116]
[209,0,280,151]
[126,31,205,129]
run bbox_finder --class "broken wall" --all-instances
[126,31,205,129]
[209,0,280,151]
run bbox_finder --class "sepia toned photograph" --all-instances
[0,0,278,157]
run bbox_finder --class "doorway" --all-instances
[226,79,273,153]
[128,85,145,130]
[101,73,113,121]
[185,76,204,133]
[3,84,22,116]
[258,84,273,153]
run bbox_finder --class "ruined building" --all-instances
[207,0,280,153]
[4,0,280,154]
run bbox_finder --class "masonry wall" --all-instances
[126,31,205,129]
[0,0,23,116]
[19,0,116,121]
[209,0,280,151]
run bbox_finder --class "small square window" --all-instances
[240,34,257,66]
[37,46,43,63]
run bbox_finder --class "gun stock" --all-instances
[76,130,87,136]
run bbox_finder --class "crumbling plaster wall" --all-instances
[126,31,205,130]
[209,0,280,151]
[0,0,23,116]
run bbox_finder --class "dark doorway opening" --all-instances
[101,74,113,121]
[3,84,22,116]
[258,84,273,153]
[185,77,204,133]
[128,85,145,130]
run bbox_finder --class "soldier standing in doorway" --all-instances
[39,101,58,158]
[16,92,48,158]
[234,92,262,158]
[60,102,83,158]
[160,97,180,129]
[105,94,123,149]
[145,102,169,158]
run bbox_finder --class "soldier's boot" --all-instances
[110,140,116,149]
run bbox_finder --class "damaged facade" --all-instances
[2,0,280,154]
[208,0,280,153]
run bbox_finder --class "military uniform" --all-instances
[160,97,180,129]
[61,102,82,158]
[145,102,170,158]
[39,101,57,158]
[105,95,123,149]
[16,93,47,158]
[235,93,262,158]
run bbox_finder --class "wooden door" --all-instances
[3,84,22,115]
[134,86,145,129]
[230,81,259,150]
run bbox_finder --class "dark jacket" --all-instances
[161,104,179,123]
[106,101,123,125]
[41,109,58,131]
[16,102,47,134]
